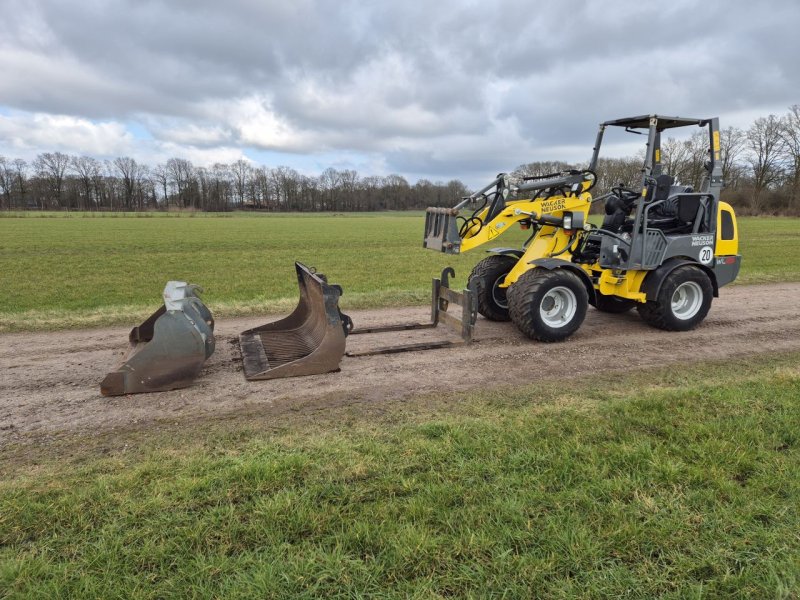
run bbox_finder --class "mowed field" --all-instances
[2,212,800,597]
[0,212,523,332]
[1,212,798,331]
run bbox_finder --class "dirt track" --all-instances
[2,282,799,445]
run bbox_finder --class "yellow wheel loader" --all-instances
[424,115,740,342]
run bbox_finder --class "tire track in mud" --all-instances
[1,282,799,442]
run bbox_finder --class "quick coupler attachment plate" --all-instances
[423,207,462,254]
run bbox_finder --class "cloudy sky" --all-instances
[1,0,798,186]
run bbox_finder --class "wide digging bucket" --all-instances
[100,282,215,396]
[239,262,351,381]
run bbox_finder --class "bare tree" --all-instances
[113,157,147,209]
[152,163,170,206]
[70,156,102,210]
[166,158,195,208]
[0,157,13,209]
[779,105,800,209]
[660,132,706,189]
[319,167,341,211]
[249,166,271,209]
[719,126,747,190]
[230,159,251,208]
[270,166,301,210]
[593,157,642,191]
[210,163,232,211]
[33,152,71,208]
[12,159,29,208]
[747,115,785,212]
[513,160,575,178]
[337,169,358,211]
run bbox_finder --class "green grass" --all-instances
[0,212,527,332]
[0,213,797,331]
[737,217,800,284]
[2,354,799,598]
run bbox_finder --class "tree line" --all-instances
[1,106,799,214]
[0,155,469,212]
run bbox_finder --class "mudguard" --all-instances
[528,258,597,304]
[640,258,719,300]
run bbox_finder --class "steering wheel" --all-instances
[611,185,641,203]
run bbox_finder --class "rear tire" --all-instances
[637,265,713,331]
[591,294,636,314]
[508,268,588,342]
[469,255,518,321]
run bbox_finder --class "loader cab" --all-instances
[587,115,725,271]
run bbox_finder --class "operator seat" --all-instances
[647,174,709,234]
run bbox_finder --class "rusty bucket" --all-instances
[100,282,215,396]
[239,262,352,381]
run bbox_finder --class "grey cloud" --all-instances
[1,0,799,185]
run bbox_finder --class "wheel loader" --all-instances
[423,115,740,341]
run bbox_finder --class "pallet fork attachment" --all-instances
[100,282,215,396]
[237,264,475,382]
[346,267,477,357]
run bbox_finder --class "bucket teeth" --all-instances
[239,262,349,380]
[100,281,215,396]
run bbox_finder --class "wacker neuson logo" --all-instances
[691,234,714,247]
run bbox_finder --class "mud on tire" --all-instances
[468,254,518,321]
[507,268,588,342]
[637,265,713,331]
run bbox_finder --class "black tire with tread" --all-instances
[468,254,518,321]
[591,294,636,314]
[637,265,713,331]
[507,268,588,342]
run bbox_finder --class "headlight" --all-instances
[562,211,585,231]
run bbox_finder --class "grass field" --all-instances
[0,212,797,332]
[2,214,799,596]
[2,353,799,597]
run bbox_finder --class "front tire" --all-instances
[507,268,588,342]
[637,265,713,331]
[469,255,518,321]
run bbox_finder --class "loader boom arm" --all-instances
[424,169,596,254]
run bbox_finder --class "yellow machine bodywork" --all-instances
[458,190,739,305]
[461,192,590,283]
[460,187,649,303]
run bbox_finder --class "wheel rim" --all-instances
[539,286,577,328]
[671,281,703,320]
[491,275,509,309]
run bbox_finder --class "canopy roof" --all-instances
[601,115,709,130]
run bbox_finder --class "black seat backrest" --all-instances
[656,183,694,218]
[653,174,674,202]
[676,195,703,223]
